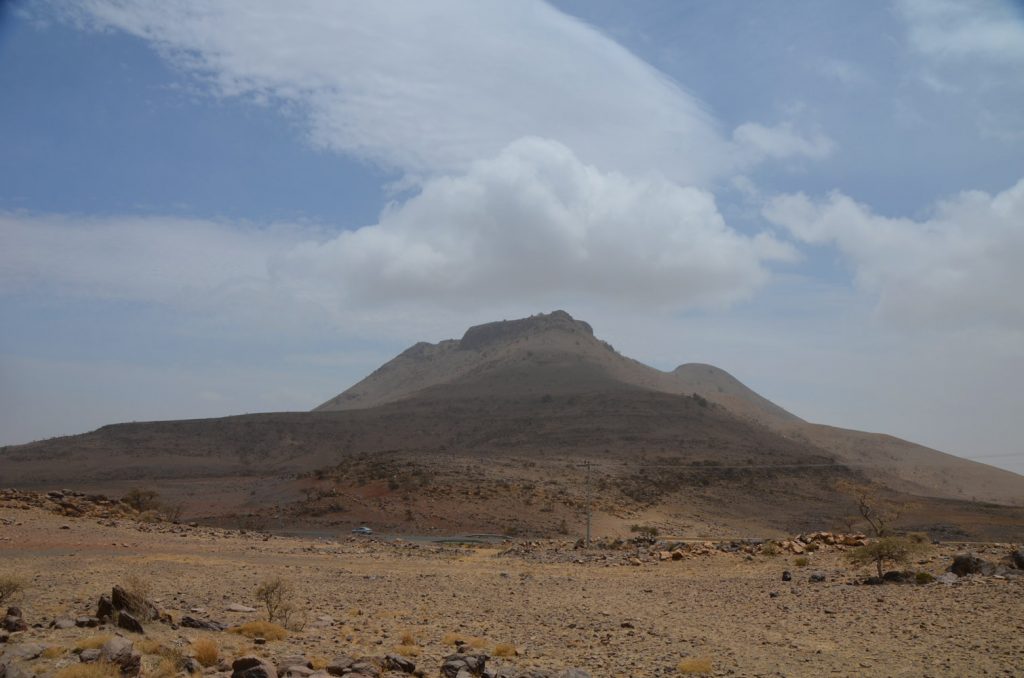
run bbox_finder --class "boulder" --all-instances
[100,636,141,676]
[232,657,278,678]
[441,653,487,678]
[347,661,379,677]
[0,617,25,633]
[97,594,114,620]
[384,654,415,673]
[1011,549,1024,570]
[935,572,959,585]
[180,616,225,631]
[183,657,203,674]
[558,671,591,678]
[6,643,43,661]
[79,649,102,663]
[781,571,792,582]
[111,586,160,621]
[808,572,826,583]
[52,617,76,629]
[226,604,257,613]
[276,657,313,674]
[325,656,355,676]
[949,554,996,577]
[116,611,145,634]
[75,616,100,628]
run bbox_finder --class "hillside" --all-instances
[2,310,1022,539]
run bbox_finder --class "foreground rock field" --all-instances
[1,502,1023,678]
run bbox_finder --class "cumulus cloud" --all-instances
[897,0,1024,63]
[52,0,734,184]
[0,139,797,318]
[763,178,1024,329]
[731,122,835,163]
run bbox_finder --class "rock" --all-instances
[558,671,590,678]
[276,657,312,674]
[883,570,909,583]
[441,653,487,678]
[384,654,415,673]
[254,638,267,645]
[101,636,141,676]
[781,571,792,582]
[282,666,314,678]
[628,558,642,566]
[97,594,114,620]
[0,631,8,643]
[52,617,76,629]
[1011,549,1024,569]
[325,656,355,676]
[183,657,203,674]
[0,617,26,633]
[864,576,884,585]
[7,643,44,660]
[232,657,278,678]
[2,661,30,678]
[949,554,996,577]
[180,616,226,631]
[116,610,145,634]
[80,649,102,663]
[111,585,160,621]
[809,572,826,583]
[226,604,257,613]
[347,661,379,677]
[935,572,959,585]
[76,616,100,628]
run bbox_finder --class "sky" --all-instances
[1,0,1023,475]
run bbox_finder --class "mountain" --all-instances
[2,310,1022,539]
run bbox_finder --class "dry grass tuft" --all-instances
[399,629,416,645]
[676,657,713,674]
[42,646,67,659]
[309,656,330,670]
[492,643,516,657]
[441,632,463,646]
[54,662,121,678]
[229,621,288,641]
[122,572,152,601]
[192,637,220,667]
[0,574,25,606]
[793,556,809,567]
[148,657,178,678]
[467,636,489,650]
[74,635,114,651]
[136,638,164,655]
[393,645,421,657]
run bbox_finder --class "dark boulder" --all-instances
[180,616,225,631]
[232,657,278,678]
[116,611,145,634]
[384,654,415,673]
[949,554,995,577]
[441,653,488,678]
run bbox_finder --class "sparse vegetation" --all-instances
[148,658,179,678]
[394,645,421,657]
[794,556,809,567]
[229,621,288,641]
[191,638,220,667]
[75,635,114,651]
[42,646,66,659]
[916,571,936,585]
[0,574,24,606]
[493,643,517,657]
[677,656,713,674]
[847,536,928,579]
[255,576,291,623]
[121,488,161,512]
[630,524,659,537]
[55,663,122,678]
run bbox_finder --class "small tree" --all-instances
[837,482,904,537]
[0,575,24,606]
[255,577,290,623]
[847,535,927,579]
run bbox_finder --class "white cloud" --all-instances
[55,0,735,185]
[763,178,1024,329]
[897,0,1024,62]
[276,137,797,310]
[0,139,797,320]
[814,58,872,87]
[731,122,835,163]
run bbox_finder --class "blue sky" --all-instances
[1,1,1023,474]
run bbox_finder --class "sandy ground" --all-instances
[2,507,1023,678]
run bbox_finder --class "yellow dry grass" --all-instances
[492,643,516,657]
[192,637,220,667]
[74,635,113,651]
[136,638,164,655]
[54,662,121,678]
[42,646,66,659]
[399,629,416,645]
[393,644,421,657]
[148,657,178,678]
[677,656,713,674]
[441,632,463,646]
[228,621,288,641]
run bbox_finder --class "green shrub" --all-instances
[915,571,935,585]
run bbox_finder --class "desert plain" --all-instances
[2,495,1023,678]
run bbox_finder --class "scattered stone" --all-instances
[183,657,203,674]
[347,661,379,677]
[52,617,76,629]
[76,616,100,628]
[384,654,415,673]
[232,657,278,678]
[227,604,257,613]
[97,594,114,620]
[1010,549,1024,570]
[0,616,26,633]
[112,585,160,621]
[781,571,792,582]
[809,572,826,583]
[117,610,145,634]
[558,670,591,678]
[282,666,314,678]
[6,643,44,661]
[935,572,959,585]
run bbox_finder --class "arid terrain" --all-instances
[2,497,1023,678]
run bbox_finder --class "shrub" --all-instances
[42,646,66,659]
[760,542,780,556]
[255,577,291,623]
[148,657,179,678]
[794,557,809,567]
[393,645,421,657]
[441,632,463,646]
[915,571,936,585]
[630,525,659,537]
[492,643,516,657]
[192,638,219,667]
[229,621,288,641]
[399,630,416,645]
[677,656,712,674]
[847,536,928,579]
[121,489,161,512]
[0,574,24,606]
[135,638,163,655]
[54,663,121,678]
